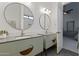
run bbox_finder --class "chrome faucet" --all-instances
[21,30,24,36]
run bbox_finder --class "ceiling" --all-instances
[62,2,70,5]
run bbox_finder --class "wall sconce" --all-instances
[63,9,73,15]
[40,8,51,15]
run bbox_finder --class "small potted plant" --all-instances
[0,30,8,38]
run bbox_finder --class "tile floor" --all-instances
[37,45,78,56]
[63,37,78,53]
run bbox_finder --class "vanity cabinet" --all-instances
[0,34,56,56]
[0,37,43,56]
[44,34,56,49]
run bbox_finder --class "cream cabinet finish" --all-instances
[0,37,43,56]
[43,34,56,49]
[0,34,56,56]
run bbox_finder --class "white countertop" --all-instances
[0,33,56,44]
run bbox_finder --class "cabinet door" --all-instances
[44,34,56,49]
[0,37,43,56]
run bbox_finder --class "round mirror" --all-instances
[4,3,34,30]
[39,14,51,31]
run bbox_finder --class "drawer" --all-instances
[43,34,56,41]
[45,39,56,49]
[42,34,56,49]
[0,37,43,56]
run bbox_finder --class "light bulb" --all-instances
[24,15,29,18]
[29,16,33,20]
[40,8,51,15]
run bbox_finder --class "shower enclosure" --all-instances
[63,20,78,41]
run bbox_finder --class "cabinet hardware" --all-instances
[20,45,33,55]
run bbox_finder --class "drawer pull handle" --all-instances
[20,45,33,55]
[52,39,56,42]
[56,32,61,34]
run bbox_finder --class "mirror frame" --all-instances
[4,2,34,30]
[39,14,51,31]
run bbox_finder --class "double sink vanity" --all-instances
[0,2,57,56]
[0,33,56,56]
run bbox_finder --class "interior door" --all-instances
[57,3,63,53]
[63,2,79,55]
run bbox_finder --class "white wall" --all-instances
[0,2,58,37]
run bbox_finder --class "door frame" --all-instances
[57,2,63,54]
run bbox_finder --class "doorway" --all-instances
[63,2,78,55]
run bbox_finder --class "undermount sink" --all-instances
[5,33,55,40]
[6,33,54,40]
[37,33,54,36]
[15,34,41,39]
[15,35,32,39]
